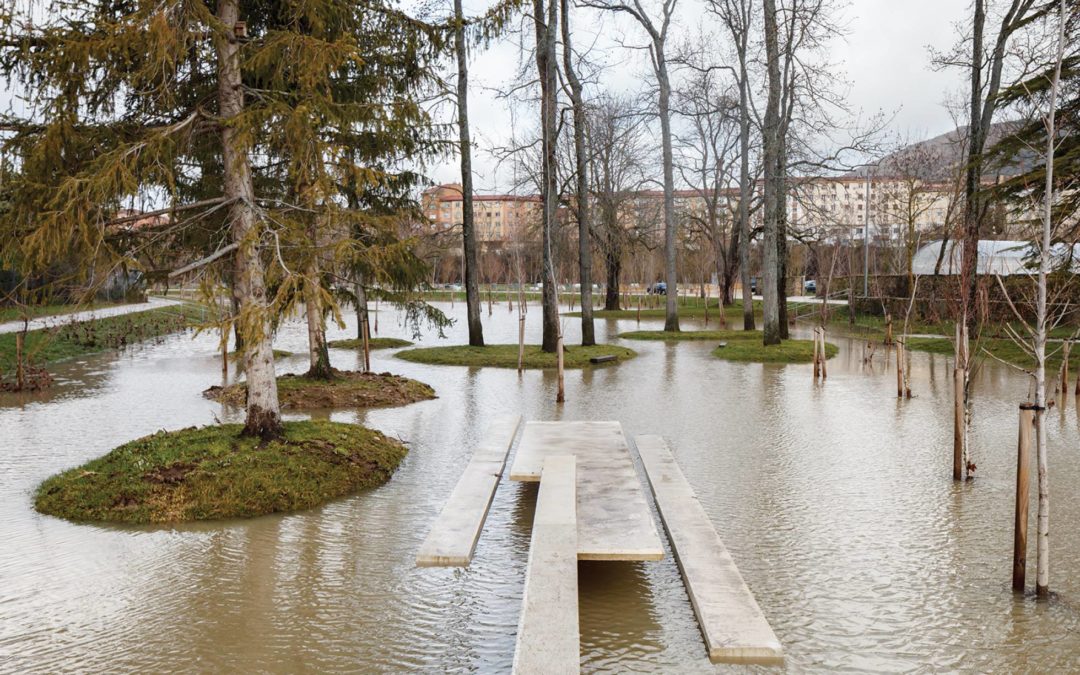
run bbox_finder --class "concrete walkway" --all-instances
[0,296,183,335]
[512,455,579,675]
[416,414,522,567]
[510,421,663,561]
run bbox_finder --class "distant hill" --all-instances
[846,121,1032,181]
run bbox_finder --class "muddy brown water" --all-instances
[2,302,1080,673]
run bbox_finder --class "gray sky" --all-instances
[427,0,971,192]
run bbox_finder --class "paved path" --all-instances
[0,296,183,335]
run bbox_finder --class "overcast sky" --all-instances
[427,0,972,192]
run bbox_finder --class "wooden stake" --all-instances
[361,311,371,373]
[374,298,379,334]
[820,329,828,379]
[1014,404,1035,592]
[556,331,565,403]
[885,313,893,346]
[1060,340,1070,395]
[953,367,965,481]
[896,338,905,398]
[15,330,25,390]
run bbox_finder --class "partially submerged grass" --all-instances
[619,329,758,341]
[34,421,407,524]
[0,304,205,377]
[229,349,292,359]
[618,327,836,364]
[396,343,636,369]
[905,336,1080,373]
[568,298,761,320]
[205,369,435,409]
[328,337,413,350]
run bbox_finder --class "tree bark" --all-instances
[760,0,782,345]
[657,47,679,332]
[535,0,560,352]
[456,0,484,347]
[561,0,594,345]
[216,0,281,439]
[304,221,332,379]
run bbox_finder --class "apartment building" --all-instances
[422,178,957,244]
[421,184,541,242]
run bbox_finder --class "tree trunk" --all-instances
[456,0,484,347]
[561,0,594,346]
[304,222,332,380]
[216,0,282,439]
[605,229,622,310]
[760,0,782,345]
[657,51,679,333]
[535,0,560,352]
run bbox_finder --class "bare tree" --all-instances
[534,0,561,351]
[580,0,681,331]
[560,0,595,345]
[586,96,652,310]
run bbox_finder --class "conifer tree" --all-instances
[0,0,443,436]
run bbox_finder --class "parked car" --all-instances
[750,277,758,294]
[648,282,667,295]
[804,279,817,293]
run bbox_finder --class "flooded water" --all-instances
[3,299,1080,673]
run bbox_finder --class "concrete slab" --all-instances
[416,414,522,567]
[510,421,663,561]
[512,455,579,675]
[636,435,784,666]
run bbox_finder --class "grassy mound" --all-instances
[34,421,407,524]
[205,369,435,409]
[619,329,756,341]
[712,338,838,364]
[328,337,413,350]
[396,343,636,369]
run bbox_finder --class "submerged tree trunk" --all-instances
[216,0,281,439]
[561,0,594,346]
[535,0,560,352]
[455,0,484,347]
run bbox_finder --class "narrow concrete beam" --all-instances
[513,455,579,675]
[636,435,784,666]
[416,414,522,567]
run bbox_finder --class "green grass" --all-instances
[229,349,292,359]
[618,326,836,363]
[33,421,406,524]
[1,303,206,377]
[206,369,436,409]
[905,336,1080,372]
[619,329,758,341]
[712,337,838,364]
[328,337,413,350]
[396,343,636,369]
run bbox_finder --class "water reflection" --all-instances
[2,302,1080,671]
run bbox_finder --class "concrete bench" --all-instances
[636,435,784,665]
[416,414,522,567]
